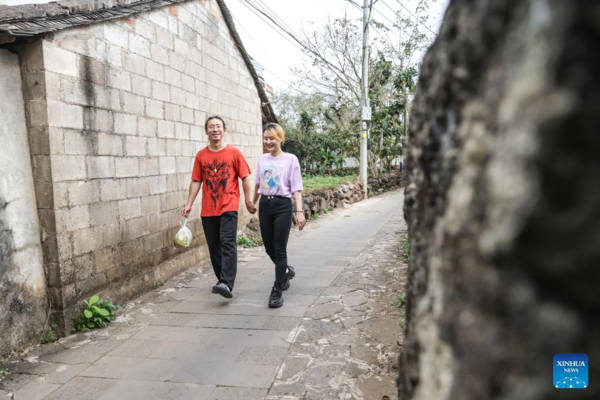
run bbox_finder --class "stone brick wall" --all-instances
[18,0,262,331]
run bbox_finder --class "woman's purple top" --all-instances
[255,153,303,198]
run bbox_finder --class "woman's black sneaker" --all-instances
[281,266,296,291]
[269,286,283,308]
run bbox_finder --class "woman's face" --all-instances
[263,131,282,153]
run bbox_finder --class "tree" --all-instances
[276,1,436,175]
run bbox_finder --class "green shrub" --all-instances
[40,324,58,344]
[72,296,117,333]
[237,235,263,248]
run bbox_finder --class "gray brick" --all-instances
[140,157,160,176]
[90,202,119,226]
[157,120,175,138]
[165,67,182,89]
[148,175,167,195]
[121,92,145,115]
[123,52,145,75]
[152,81,170,102]
[68,180,101,206]
[170,86,185,105]
[149,10,169,30]
[107,68,131,91]
[47,100,84,129]
[44,44,78,77]
[115,157,139,178]
[119,198,142,220]
[64,129,94,155]
[51,155,87,181]
[156,27,174,49]
[146,59,165,81]
[147,138,166,156]
[131,74,152,97]
[136,19,157,42]
[96,132,124,156]
[159,157,176,174]
[100,179,127,202]
[141,195,161,215]
[94,86,121,111]
[189,126,202,142]
[138,117,157,137]
[56,205,90,231]
[145,99,164,118]
[129,33,151,58]
[125,136,147,156]
[87,156,115,179]
[165,103,180,121]
[114,113,138,135]
[180,107,194,124]
[107,44,123,66]
[84,108,113,132]
[125,177,148,198]
[174,123,190,140]
[151,44,169,65]
[104,23,129,47]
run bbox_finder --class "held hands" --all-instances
[181,204,192,218]
[294,211,306,231]
[246,200,258,214]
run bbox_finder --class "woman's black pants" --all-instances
[259,195,293,289]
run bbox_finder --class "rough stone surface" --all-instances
[400,1,600,399]
[0,49,48,357]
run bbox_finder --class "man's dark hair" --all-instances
[205,115,226,131]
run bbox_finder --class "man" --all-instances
[182,116,256,298]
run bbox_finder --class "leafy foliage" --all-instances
[40,324,58,344]
[72,296,117,333]
[276,2,435,176]
[237,235,263,248]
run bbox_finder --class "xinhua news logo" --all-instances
[554,353,588,389]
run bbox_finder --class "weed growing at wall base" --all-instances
[40,324,58,344]
[237,234,263,248]
[72,296,118,333]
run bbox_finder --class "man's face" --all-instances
[206,119,225,142]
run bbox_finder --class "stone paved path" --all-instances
[1,190,407,400]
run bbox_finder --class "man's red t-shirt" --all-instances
[192,144,251,217]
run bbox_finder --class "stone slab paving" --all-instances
[0,190,407,400]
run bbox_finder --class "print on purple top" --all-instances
[256,153,303,198]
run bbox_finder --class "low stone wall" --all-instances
[300,172,403,218]
[245,171,403,233]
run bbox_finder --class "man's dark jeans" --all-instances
[201,211,238,290]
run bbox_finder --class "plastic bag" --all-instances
[173,217,193,248]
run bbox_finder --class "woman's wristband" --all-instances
[295,211,303,213]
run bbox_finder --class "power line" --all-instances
[392,0,436,35]
[193,2,310,95]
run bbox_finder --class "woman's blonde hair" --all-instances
[263,123,285,143]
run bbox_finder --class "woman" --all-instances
[252,123,306,308]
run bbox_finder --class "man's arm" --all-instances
[182,181,201,217]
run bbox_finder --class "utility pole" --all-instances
[360,0,371,198]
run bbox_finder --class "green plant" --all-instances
[237,234,263,248]
[40,324,58,344]
[0,367,11,381]
[402,234,410,261]
[71,296,117,333]
[323,208,329,214]
[396,293,407,309]
[153,281,165,289]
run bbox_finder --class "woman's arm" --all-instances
[293,191,306,231]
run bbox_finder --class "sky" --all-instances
[5,0,451,93]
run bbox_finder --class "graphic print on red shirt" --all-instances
[192,145,251,217]
[203,158,231,209]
